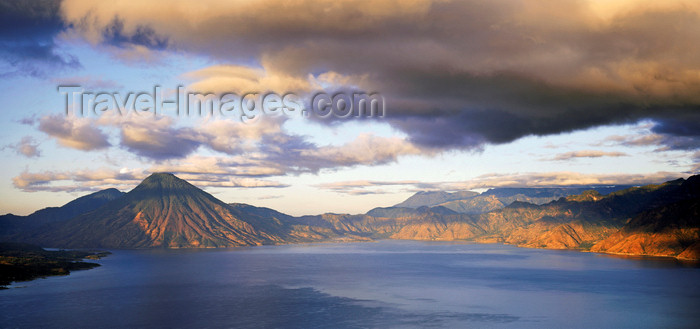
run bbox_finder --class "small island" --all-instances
[0,242,110,289]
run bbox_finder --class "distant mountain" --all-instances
[480,186,631,199]
[437,195,504,214]
[398,186,633,214]
[0,188,124,237]
[339,177,699,258]
[394,191,478,208]
[4,173,698,260]
[366,205,457,218]
[366,206,422,218]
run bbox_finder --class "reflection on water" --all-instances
[1,241,699,328]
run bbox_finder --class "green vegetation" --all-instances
[0,242,109,288]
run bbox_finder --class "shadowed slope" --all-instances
[0,188,125,237]
[591,177,700,259]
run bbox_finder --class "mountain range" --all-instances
[395,186,633,214]
[1,173,698,260]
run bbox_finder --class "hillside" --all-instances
[591,196,700,259]
[0,188,124,237]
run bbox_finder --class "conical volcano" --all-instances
[34,173,278,248]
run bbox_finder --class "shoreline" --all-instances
[0,243,110,289]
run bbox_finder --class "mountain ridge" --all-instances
[396,186,634,214]
[2,173,698,260]
[0,188,125,237]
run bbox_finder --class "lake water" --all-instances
[1,241,699,328]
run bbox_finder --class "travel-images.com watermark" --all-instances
[58,86,385,121]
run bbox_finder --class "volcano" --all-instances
[32,173,281,248]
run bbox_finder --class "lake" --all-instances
[1,241,699,328]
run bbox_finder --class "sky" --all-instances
[0,0,698,216]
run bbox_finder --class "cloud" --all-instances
[12,167,288,192]
[6,136,42,158]
[296,134,425,171]
[191,177,288,188]
[0,0,80,77]
[18,116,38,126]
[12,168,144,192]
[13,171,74,192]
[196,116,286,155]
[52,75,123,90]
[149,155,286,177]
[316,171,689,195]
[88,114,429,171]
[602,120,700,151]
[59,0,700,150]
[116,116,202,159]
[257,194,283,200]
[38,114,111,150]
[690,152,700,174]
[95,115,287,160]
[445,171,686,190]
[310,181,425,195]
[25,111,431,192]
[197,126,428,175]
[315,180,431,195]
[99,16,169,51]
[316,180,421,190]
[552,150,628,161]
[183,65,315,94]
[607,133,700,151]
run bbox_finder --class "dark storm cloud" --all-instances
[0,0,80,77]
[58,0,700,150]
[651,117,700,139]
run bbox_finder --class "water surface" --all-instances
[2,241,699,328]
